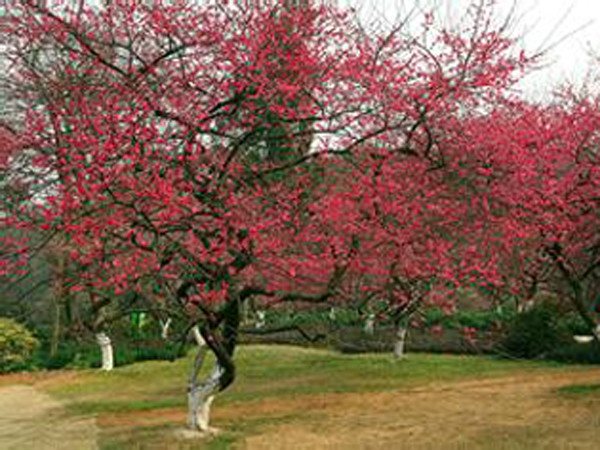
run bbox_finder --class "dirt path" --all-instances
[0,385,98,450]
[242,369,600,450]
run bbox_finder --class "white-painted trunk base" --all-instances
[364,313,375,335]
[96,332,114,371]
[256,311,266,329]
[328,307,336,322]
[192,326,206,347]
[189,394,215,432]
[160,318,172,339]
[175,427,221,439]
[188,365,222,432]
[394,326,408,360]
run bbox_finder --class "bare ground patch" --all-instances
[0,385,98,450]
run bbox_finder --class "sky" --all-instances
[342,0,600,100]
[497,0,600,97]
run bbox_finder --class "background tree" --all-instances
[444,96,600,345]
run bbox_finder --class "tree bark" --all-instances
[95,332,114,371]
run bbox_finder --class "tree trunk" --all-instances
[95,332,114,371]
[364,313,375,335]
[393,323,408,360]
[186,333,224,433]
[160,318,172,339]
[188,361,221,433]
[192,325,206,347]
[182,291,243,433]
[328,307,336,322]
[50,254,67,358]
[50,301,61,358]
[256,310,266,329]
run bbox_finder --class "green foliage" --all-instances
[423,307,515,331]
[499,302,570,359]
[423,308,447,327]
[557,312,590,336]
[262,308,361,328]
[456,309,515,330]
[34,333,187,370]
[0,317,38,372]
[546,341,600,364]
[115,340,187,365]
[35,341,84,370]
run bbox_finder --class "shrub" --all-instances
[0,318,39,372]
[498,302,569,359]
[547,341,600,364]
[423,307,515,332]
[456,309,515,331]
[32,333,188,370]
[557,312,590,336]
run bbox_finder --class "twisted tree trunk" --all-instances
[187,294,241,432]
[187,342,221,433]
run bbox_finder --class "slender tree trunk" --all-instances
[256,310,266,329]
[393,322,409,360]
[50,301,61,358]
[160,318,172,339]
[95,332,114,371]
[50,254,67,358]
[364,313,375,335]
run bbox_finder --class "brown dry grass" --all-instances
[241,371,600,450]
[87,368,600,450]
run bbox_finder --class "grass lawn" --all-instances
[10,345,600,450]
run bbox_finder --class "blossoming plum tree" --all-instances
[1,0,533,432]
[446,96,600,343]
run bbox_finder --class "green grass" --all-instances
[558,383,600,394]
[46,345,559,408]
[35,345,597,450]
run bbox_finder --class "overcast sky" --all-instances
[342,0,600,100]
[499,0,600,97]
